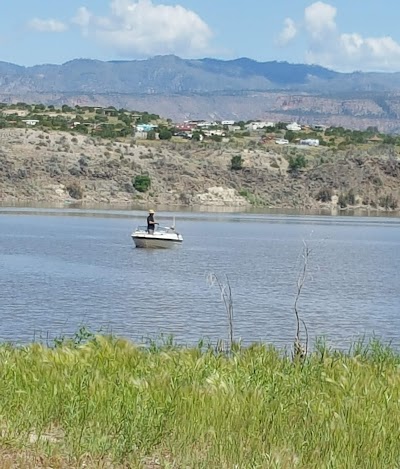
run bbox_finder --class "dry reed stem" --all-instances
[207,273,234,352]
[293,240,310,360]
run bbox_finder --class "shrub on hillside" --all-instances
[133,174,151,192]
[338,190,356,208]
[66,182,84,199]
[379,194,398,210]
[316,187,333,203]
[288,154,306,173]
[231,155,243,170]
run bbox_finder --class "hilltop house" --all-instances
[368,135,383,143]
[246,121,275,131]
[300,138,319,146]
[228,125,242,132]
[22,119,40,126]
[203,129,225,137]
[175,123,197,132]
[286,122,302,131]
[135,124,157,132]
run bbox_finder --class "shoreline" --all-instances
[1,200,399,218]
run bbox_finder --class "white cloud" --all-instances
[304,1,336,40]
[72,7,92,29]
[72,7,92,36]
[276,18,297,46]
[28,18,68,33]
[71,0,213,57]
[340,33,364,56]
[338,34,400,71]
[280,1,400,71]
[365,36,400,59]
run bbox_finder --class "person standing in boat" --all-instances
[147,209,158,234]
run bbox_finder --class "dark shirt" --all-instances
[147,214,155,231]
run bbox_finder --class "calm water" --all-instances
[0,208,399,350]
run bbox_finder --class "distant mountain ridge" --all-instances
[2,55,400,131]
[1,55,396,94]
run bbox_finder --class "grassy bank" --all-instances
[0,334,399,468]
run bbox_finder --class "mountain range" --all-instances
[2,55,400,131]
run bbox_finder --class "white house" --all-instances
[286,122,302,131]
[196,121,215,128]
[228,125,242,132]
[135,124,157,132]
[203,129,225,137]
[22,119,40,126]
[221,120,235,125]
[300,138,319,146]
[246,121,275,131]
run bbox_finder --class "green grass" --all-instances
[239,189,265,206]
[0,333,399,467]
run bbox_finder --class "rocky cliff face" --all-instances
[0,129,399,213]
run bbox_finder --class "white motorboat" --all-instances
[131,223,183,249]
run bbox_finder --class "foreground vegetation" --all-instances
[0,332,399,468]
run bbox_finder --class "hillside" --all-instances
[2,56,400,131]
[1,128,399,213]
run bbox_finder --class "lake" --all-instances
[0,207,399,350]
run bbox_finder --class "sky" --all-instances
[2,0,400,72]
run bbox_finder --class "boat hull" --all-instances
[132,235,183,249]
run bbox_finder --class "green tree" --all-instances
[231,155,243,170]
[288,154,306,173]
[147,130,156,140]
[276,121,289,130]
[74,124,88,134]
[284,130,295,142]
[383,135,396,144]
[265,126,276,133]
[159,129,173,140]
[118,114,133,126]
[138,113,151,124]
[62,105,73,113]
[366,126,379,134]
[119,127,132,137]
[97,126,117,139]
[133,174,151,192]
[192,131,203,141]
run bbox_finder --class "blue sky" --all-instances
[2,0,400,72]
